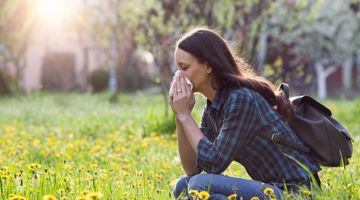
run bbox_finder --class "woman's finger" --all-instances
[185,77,191,95]
[180,74,189,95]
[179,74,186,96]
[174,75,181,98]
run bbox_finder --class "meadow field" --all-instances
[0,93,359,200]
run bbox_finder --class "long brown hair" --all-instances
[176,27,293,121]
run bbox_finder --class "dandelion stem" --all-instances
[0,178,4,199]
[93,176,97,191]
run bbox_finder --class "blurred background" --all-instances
[1,2,360,199]
[0,0,360,100]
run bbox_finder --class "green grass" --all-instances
[0,92,359,199]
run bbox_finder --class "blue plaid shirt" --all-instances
[197,87,321,188]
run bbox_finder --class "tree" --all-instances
[0,0,34,93]
[125,0,269,118]
[77,0,138,94]
[350,0,360,91]
[267,0,360,98]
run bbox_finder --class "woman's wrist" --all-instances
[176,113,192,123]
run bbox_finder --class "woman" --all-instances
[169,27,321,200]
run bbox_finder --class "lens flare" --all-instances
[36,0,67,26]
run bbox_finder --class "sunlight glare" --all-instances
[36,0,66,26]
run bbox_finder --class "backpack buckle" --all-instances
[271,133,279,142]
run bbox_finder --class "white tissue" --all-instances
[169,70,193,97]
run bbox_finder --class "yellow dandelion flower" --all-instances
[75,196,88,200]
[87,175,95,181]
[99,173,107,179]
[90,164,98,169]
[15,172,22,177]
[9,195,27,200]
[263,187,274,195]
[189,189,199,197]
[28,164,41,170]
[1,175,9,180]
[156,174,163,180]
[33,139,41,146]
[270,194,277,200]
[228,193,237,200]
[1,166,8,171]
[57,189,65,194]
[43,194,57,200]
[250,197,260,200]
[87,192,102,200]
[81,190,89,195]
[64,164,72,170]
[198,191,210,200]
[303,189,311,197]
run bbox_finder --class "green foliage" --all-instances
[120,65,156,92]
[1,0,360,96]
[322,98,360,135]
[269,0,360,62]
[143,108,175,136]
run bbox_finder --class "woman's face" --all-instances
[174,48,212,93]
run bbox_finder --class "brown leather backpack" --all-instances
[260,83,353,167]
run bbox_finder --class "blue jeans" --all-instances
[173,174,283,200]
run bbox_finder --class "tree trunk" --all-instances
[13,55,26,93]
[76,26,90,93]
[81,46,89,92]
[356,50,360,89]
[0,70,11,95]
[108,29,118,93]
[157,47,173,120]
[342,57,353,92]
[257,25,268,76]
[0,54,11,94]
[248,22,261,68]
[315,61,338,99]
[315,62,326,99]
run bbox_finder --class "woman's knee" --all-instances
[188,174,214,191]
[172,176,191,198]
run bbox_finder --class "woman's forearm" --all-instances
[176,114,204,152]
[176,118,201,176]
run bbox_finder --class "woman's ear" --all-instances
[206,64,213,74]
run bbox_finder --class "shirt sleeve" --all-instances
[196,92,258,174]
[199,107,216,142]
[197,107,215,172]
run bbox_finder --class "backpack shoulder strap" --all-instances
[280,83,289,99]
[259,131,311,153]
[260,83,310,153]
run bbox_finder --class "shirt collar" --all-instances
[206,88,228,111]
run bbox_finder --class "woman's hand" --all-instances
[169,73,195,119]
